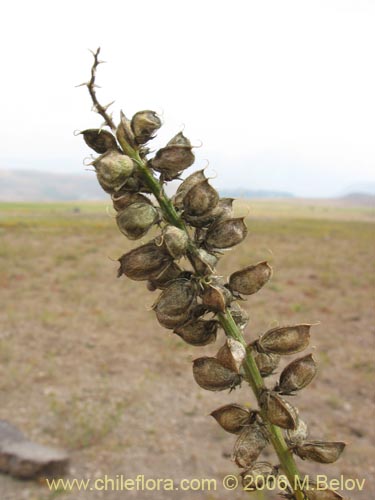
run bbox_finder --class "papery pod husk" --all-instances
[173,169,207,210]
[188,248,218,276]
[202,285,228,313]
[174,319,218,346]
[153,279,197,329]
[229,261,272,296]
[257,324,311,355]
[216,338,246,373]
[117,242,171,281]
[233,419,269,468]
[131,110,161,144]
[93,151,135,193]
[116,203,159,240]
[116,111,137,151]
[184,198,234,229]
[229,302,249,330]
[294,441,346,464]
[210,404,252,434]
[112,192,152,212]
[304,483,344,500]
[151,133,195,180]
[260,391,298,430]
[81,129,119,154]
[192,357,242,392]
[286,418,308,446]
[240,462,278,490]
[183,179,219,216]
[278,354,317,394]
[159,225,189,259]
[205,218,248,249]
[249,345,280,377]
[147,262,182,291]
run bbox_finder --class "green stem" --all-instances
[118,136,304,500]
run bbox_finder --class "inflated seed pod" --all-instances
[202,285,227,313]
[257,324,311,355]
[229,261,272,296]
[260,391,298,430]
[116,111,137,150]
[112,192,152,212]
[233,419,269,468]
[240,462,278,491]
[93,151,135,193]
[116,203,159,240]
[192,357,242,392]
[159,225,189,259]
[277,354,317,394]
[303,483,344,500]
[173,169,207,210]
[294,441,346,464]
[151,132,195,180]
[210,404,251,434]
[249,345,280,377]
[131,110,161,144]
[147,262,183,291]
[205,218,247,249]
[183,180,219,216]
[188,248,218,275]
[117,242,171,281]
[229,303,249,330]
[153,279,197,329]
[81,129,118,154]
[174,319,218,346]
[286,418,308,446]
[216,338,246,373]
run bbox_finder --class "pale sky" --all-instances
[1,0,374,197]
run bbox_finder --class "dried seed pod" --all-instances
[233,420,269,468]
[258,324,311,355]
[159,226,189,259]
[202,285,227,313]
[173,169,207,210]
[147,262,182,291]
[260,391,298,430]
[211,404,251,434]
[286,418,308,446]
[229,261,272,296]
[154,279,197,329]
[112,192,151,212]
[81,129,118,154]
[249,345,280,377]
[241,462,278,490]
[93,151,135,193]
[118,242,171,281]
[216,338,246,373]
[189,248,218,275]
[303,483,344,500]
[116,111,136,150]
[229,303,249,330]
[294,441,346,464]
[192,357,242,392]
[205,218,248,249]
[277,354,317,394]
[131,110,162,144]
[151,132,195,180]
[116,203,159,240]
[183,180,219,216]
[174,319,218,346]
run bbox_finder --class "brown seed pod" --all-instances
[151,133,195,180]
[147,262,183,291]
[173,169,207,210]
[277,354,317,394]
[81,129,118,154]
[229,261,273,296]
[260,391,298,430]
[153,279,197,329]
[116,111,137,151]
[117,242,171,281]
[116,203,159,240]
[233,420,269,468]
[192,357,242,392]
[131,110,161,144]
[174,319,218,346]
[216,338,246,373]
[303,483,344,500]
[286,418,308,446]
[257,324,311,355]
[188,248,218,275]
[229,303,249,330]
[211,404,252,434]
[112,192,152,212]
[205,218,248,249]
[294,441,346,464]
[202,285,228,313]
[240,462,278,490]
[183,179,219,216]
[159,225,189,259]
[93,151,135,193]
[249,345,280,377]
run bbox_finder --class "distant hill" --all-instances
[219,188,294,199]
[339,192,375,207]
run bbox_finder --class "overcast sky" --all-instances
[1,0,374,197]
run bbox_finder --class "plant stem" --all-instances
[118,136,304,500]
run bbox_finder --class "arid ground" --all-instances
[0,198,374,500]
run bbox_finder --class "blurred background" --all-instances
[0,1,374,499]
